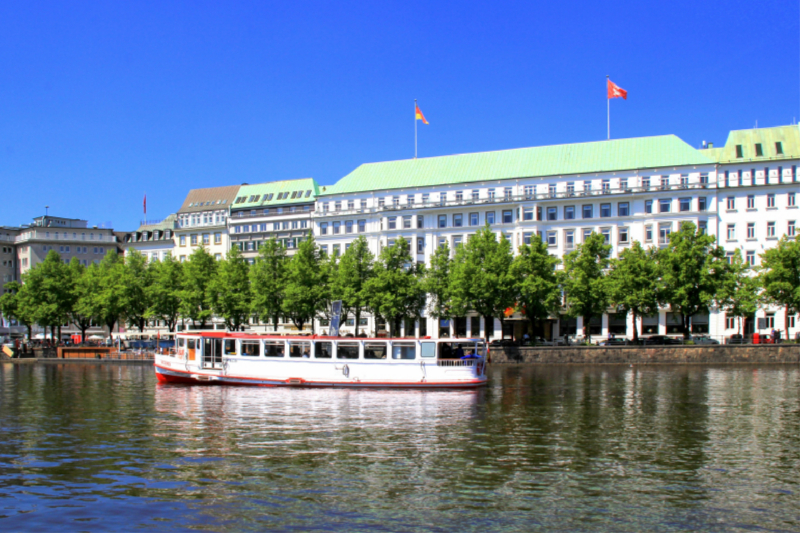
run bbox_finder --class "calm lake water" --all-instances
[1,362,799,532]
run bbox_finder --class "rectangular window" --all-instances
[747,223,755,239]
[345,220,354,233]
[698,220,707,234]
[679,198,691,212]
[180,235,186,246]
[642,177,650,190]
[566,182,575,195]
[455,191,463,202]
[320,223,328,235]
[337,342,359,360]
[645,200,653,214]
[413,215,422,229]
[263,340,285,358]
[364,342,388,360]
[736,145,743,158]
[549,184,557,196]
[767,194,775,208]
[523,232,532,245]
[453,214,463,227]
[727,224,736,241]
[190,235,198,246]
[486,212,495,225]
[726,315,736,329]
[755,143,763,157]
[438,237,447,249]
[202,234,210,245]
[601,179,610,192]
[645,225,653,242]
[417,237,425,254]
[488,189,496,200]
[438,215,447,228]
[789,221,796,237]
[789,193,797,207]
[700,173,709,185]
[600,203,611,217]
[403,216,412,229]
[334,201,341,211]
[583,180,592,193]
[332,244,341,257]
[680,175,689,187]
[658,223,671,244]
[439,192,447,205]
[727,197,735,210]
[767,221,776,237]
[565,230,575,249]
[524,186,534,199]
[583,228,593,242]
[470,212,480,226]
[618,227,629,243]
[776,141,784,155]
[564,206,575,220]
[661,176,669,189]
[659,199,671,213]
[582,205,593,219]
[546,207,557,221]
[421,194,429,204]
[453,235,463,248]
[387,217,396,230]
[698,197,707,211]
[601,228,611,243]
[747,195,755,209]
[746,251,755,266]
[502,210,513,224]
[546,231,557,246]
[333,221,341,234]
[504,187,513,200]
[618,202,629,216]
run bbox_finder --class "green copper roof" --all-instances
[702,125,800,164]
[232,178,320,209]
[137,214,177,232]
[320,135,713,196]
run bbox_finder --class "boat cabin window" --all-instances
[187,339,195,350]
[420,342,436,358]
[178,338,185,348]
[364,342,387,360]
[315,341,333,359]
[241,340,260,356]
[337,342,359,359]
[224,339,237,355]
[263,340,285,357]
[439,342,475,359]
[289,341,311,358]
[392,342,416,360]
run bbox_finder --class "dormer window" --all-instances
[755,143,763,157]
[736,145,744,158]
[776,142,784,155]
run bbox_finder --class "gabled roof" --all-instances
[319,135,713,197]
[178,185,241,214]
[701,125,800,164]
[231,178,319,209]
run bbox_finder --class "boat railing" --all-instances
[437,358,479,367]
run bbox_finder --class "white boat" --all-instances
[155,332,488,388]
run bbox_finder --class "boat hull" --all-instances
[154,363,487,389]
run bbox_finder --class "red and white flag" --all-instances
[143,194,147,215]
[607,79,627,100]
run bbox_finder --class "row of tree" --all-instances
[2,222,799,342]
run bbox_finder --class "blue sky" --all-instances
[0,0,797,230]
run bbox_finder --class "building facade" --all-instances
[174,185,239,261]
[123,215,178,262]
[311,128,800,341]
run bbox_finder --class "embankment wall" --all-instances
[490,345,800,364]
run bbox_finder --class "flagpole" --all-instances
[606,75,610,140]
[414,99,418,159]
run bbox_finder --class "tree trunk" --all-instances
[785,305,790,343]
[354,308,361,337]
[631,311,639,342]
[81,324,88,344]
[682,313,691,339]
[273,314,279,332]
[499,317,506,340]
[584,316,591,344]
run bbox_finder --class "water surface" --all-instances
[1,362,799,531]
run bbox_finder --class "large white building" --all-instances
[311,126,800,341]
[174,185,239,261]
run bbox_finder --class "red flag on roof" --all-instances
[607,79,627,100]
[143,194,147,215]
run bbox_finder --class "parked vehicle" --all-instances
[726,334,748,345]
[599,338,628,346]
[489,339,519,347]
[689,335,720,345]
[642,335,682,345]
[532,336,559,346]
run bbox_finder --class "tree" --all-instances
[209,247,252,331]
[423,241,452,323]
[510,234,561,340]
[146,254,183,332]
[282,234,326,333]
[25,251,71,342]
[122,251,151,333]
[561,232,611,343]
[719,250,760,335]
[758,236,800,340]
[332,236,374,336]
[94,252,127,335]
[656,222,729,339]
[364,237,425,336]
[449,226,516,341]
[0,281,35,340]
[65,258,93,342]
[606,241,659,342]
[180,246,217,328]
[250,238,287,332]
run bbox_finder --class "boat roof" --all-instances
[178,332,484,342]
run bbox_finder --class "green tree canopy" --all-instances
[758,236,800,338]
[250,237,287,332]
[561,232,611,343]
[65,258,94,342]
[449,226,516,340]
[146,254,184,331]
[180,246,217,328]
[209,246,252,331]
[719,250,760,335]
[25,251,71,340]
[94,252,127,334]
[122,251,151,333]
[607,241,659,341]
[510,234,561,339]
[332,236,374,336]
[0,281,35,339]
[364,237,425,336]
[282,235,326,332]
[423,241,452,321]
[656,222,728,338]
